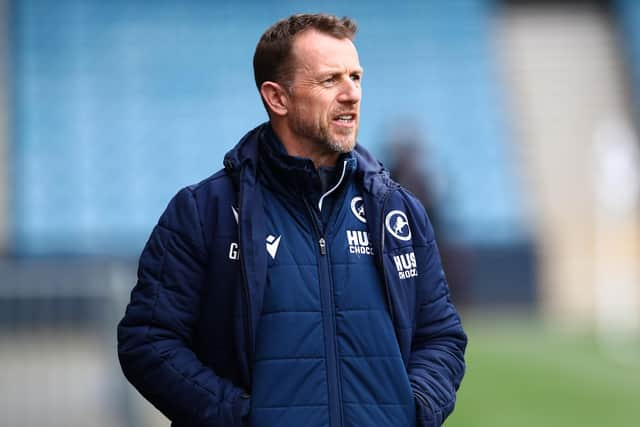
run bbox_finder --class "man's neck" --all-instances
[270,122,339,169]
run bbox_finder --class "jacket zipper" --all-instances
[302,161,348,427]
[319,237,327,255]
[304,200,343,427]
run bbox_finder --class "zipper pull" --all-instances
[318,237,327,256]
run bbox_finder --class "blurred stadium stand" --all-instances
[1,0,639,426]
[8,0,535,306]
[9,0,525,254]
[0,0,7,254]
[499,0,640,328]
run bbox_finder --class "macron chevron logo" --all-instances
[266,235,281,259]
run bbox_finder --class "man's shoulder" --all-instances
[184,169,235,202]
[188,168,231,189]
[161,169,236,230]
[158,168,237,251]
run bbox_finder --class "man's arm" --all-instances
[409,234,467,427]
[117,188,249,427]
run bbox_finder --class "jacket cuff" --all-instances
[413,388,443,427]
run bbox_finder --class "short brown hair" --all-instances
[253,13,357,91]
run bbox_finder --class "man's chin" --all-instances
[325,137,355,153]
[328,131,357,153]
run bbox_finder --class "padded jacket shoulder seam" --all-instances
[189,169,230,192]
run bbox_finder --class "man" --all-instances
[118,13,466,427]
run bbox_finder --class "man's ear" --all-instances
[260,81,289,116]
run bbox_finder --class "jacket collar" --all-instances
[258,124,323,197]
[223,122,393,197]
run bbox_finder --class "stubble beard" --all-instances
[290,110,358,155]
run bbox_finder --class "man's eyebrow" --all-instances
[316,67,364,77]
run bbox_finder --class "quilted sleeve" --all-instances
[408,213,467,427]
[117,187,250,426]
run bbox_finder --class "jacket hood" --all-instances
[222,123,265,174]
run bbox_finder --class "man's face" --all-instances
[285,30,363,154]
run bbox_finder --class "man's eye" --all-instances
[322,77,336,85]
[351,74,361,82]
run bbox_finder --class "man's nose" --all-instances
[337,78,361,104]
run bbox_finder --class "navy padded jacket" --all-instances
[117,123,467,427]
[250,130,415,427]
